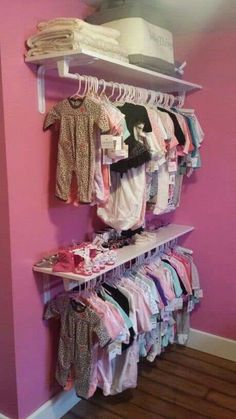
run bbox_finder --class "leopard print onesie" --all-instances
[44,96,110,203]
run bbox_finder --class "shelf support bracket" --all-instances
[36,59,78,114]
[57,58,78,80]
[37,65,46,114]
[42,274,51,304]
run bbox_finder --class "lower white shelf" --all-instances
[33,224,194,285]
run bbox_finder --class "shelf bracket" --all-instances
[57,58,78,80]
[36,59,79,114]
[37,65,46,114]
[42,274,51,304]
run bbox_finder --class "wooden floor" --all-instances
[63,345,236,419]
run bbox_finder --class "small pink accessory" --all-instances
[52,250,75,273]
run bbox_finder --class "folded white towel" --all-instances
[37,17,120,39]
[26,28,119,48]
[27,29,127,56]
[26,44,129,63]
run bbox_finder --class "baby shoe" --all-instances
[105,250,117,266]
[92,259,101,274]
[35,254,58,268]
[74,259,93,276]
[53,250,75,273]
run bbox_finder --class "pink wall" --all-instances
[169,29,236,340]
[0,1,96,418]
[0,50,18,419]
[1,3,236,418]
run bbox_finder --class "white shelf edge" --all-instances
[33,224,194,285]
[25,48,202,92]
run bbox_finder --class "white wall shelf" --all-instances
[25,48,202,113]
[25,49,201,93]
[33,224,194,292]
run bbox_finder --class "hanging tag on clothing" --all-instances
[103,151,113,165]
[117,329,129,344]
[115,341,122,355]
[168,315,176,326]
[169,174,176,185]
[168,161,177,173]
[175,297,183,310]
[108,345,117,360]
[194,289,203,298]
[169,297,183,311]
[101,135,115,149]
[114,136,122,150]
[150,314,158,329]
[161,309,170,322]
[191,156,199,167]
[158,155,166,166]
[108,341,122,360]
[147,161,159,172]
[187,298,194,313]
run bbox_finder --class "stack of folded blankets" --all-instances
[26,17,129,62]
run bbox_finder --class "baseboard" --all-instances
[187,328,236,362]
[27,389,80,419]
[0,414,11,419]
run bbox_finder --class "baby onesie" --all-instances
[44,96,110,203]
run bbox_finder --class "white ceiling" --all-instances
[83,0,236,34]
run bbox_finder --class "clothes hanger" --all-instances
[127,85,134,104]
[165,93,172,109]
[73,74,88,98]
[146,90,153,106]
[142,88,149,106]
[113,83,123,103]
[99,78,107,99]
[120,83,128,103]
[92,76,99,97]
[155,91,163,107]
[107,80,114,101]
[87,75,94,97]
[70,74,82,99]
[169,94,175,108]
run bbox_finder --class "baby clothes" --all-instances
[44,294,111,398]
[110,102,152,173]
[97,165,147,231]
[44,96,110,203]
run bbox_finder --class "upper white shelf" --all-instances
[25,48,202,94]
[33,224,194,287]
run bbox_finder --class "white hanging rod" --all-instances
[37,57,185,114]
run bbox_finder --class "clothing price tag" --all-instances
[150,315,158,329]
[107,149,128,159]
[103,152,112,164]
[176,297,183,310]
[165,303,173,312]
[168,161,177,173]
[115,342,122,355]
[194,289,203,298]
[101,135,115,149]
[108,341,122,360]
[117,330,129,344]
[161,309,170,322]
[168,316,176,326]
[191,157,199,167]
[114,136,122,150]
[151,304,159,315]
[147,161,159,172]
[187,298,194,313]
[169,174,176,185]
[158,156,166,166]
